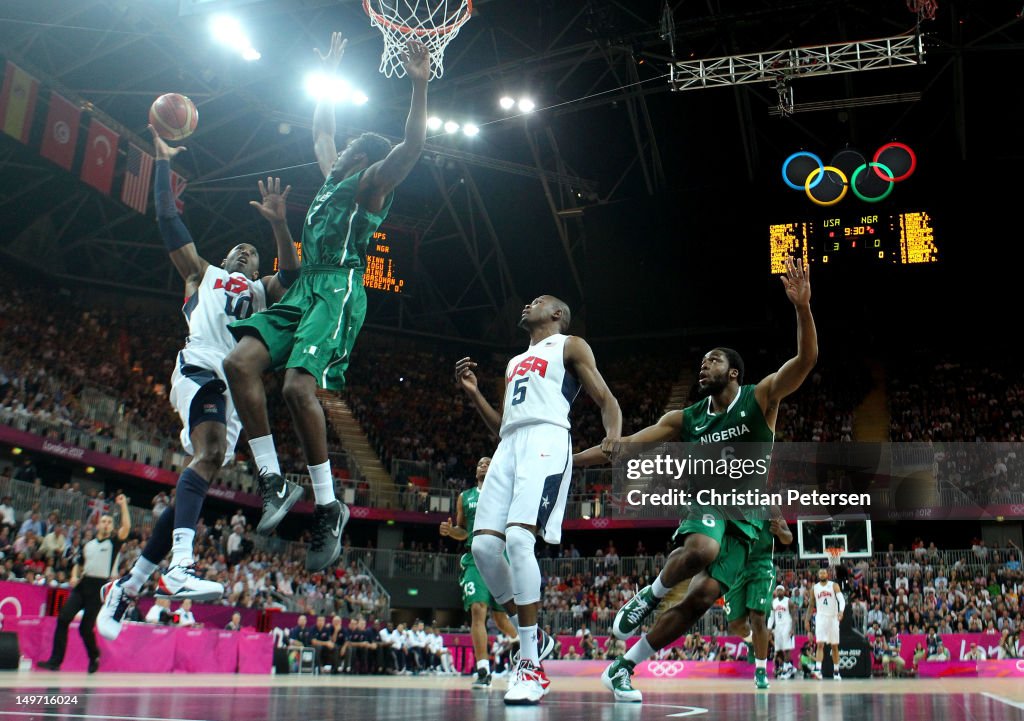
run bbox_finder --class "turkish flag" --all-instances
[39,92,81,171]
[80,117,119,194]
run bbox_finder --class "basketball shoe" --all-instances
[510,628,556,666]
[612,585,658,640]
[97,576,136,640]
[504,658,548,705]
[755,668,770,689]
[471,668,492,688]
[255,470,303,535]
[602,656,642,703]
[156,563,224,601]
[306,500,348,572]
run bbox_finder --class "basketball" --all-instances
[149,93,198,140]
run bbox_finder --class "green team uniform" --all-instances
[458,486,504,612]
[672,384,774,592]
[230,169,393,390]
[723,524,776,622]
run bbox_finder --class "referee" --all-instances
[40,494,130,673]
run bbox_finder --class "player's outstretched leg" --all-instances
[612,533,719,639]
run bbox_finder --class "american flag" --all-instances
[170,168,187,214]
[120,142,154,214]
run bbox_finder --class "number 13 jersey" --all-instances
[180,266,267,372]
[499,333,580,438]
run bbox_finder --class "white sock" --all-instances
[815,662,821,671]
[520,624,539,664]
[125,557,158,593]
[477,659,491,674]
[625,634,656,665]
[249,435,281,476]
[170,528,196,568]
[652,574,671,598]
[756,659,767,670]
[308,461,336,505]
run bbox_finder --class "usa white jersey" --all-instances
[499,333,580,438]
[814,581,839,618]
[179,265,267,371]
[772,598,792,628]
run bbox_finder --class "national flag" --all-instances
[80,118,119,194]
[170,169,187,213]
[39,91,81,170]
[0,61,39,144]
[120,142,153,214]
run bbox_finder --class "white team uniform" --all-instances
[770,597,795,651]
[169,266,266,465]
[474,333,580,544]
[813,581,841,645]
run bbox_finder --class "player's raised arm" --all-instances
[572,410,682,467]
[150,126,208,283]
[455,356,503,438]
[115,494,131,541]
[361,41,429,201]
[251,176,300,303]
[565,336,622,457]
[755,256,818,412]
[312,31,347,179]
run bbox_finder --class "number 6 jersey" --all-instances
[499,333,580,438]
[179,266,267,372]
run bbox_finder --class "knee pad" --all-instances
[505,526,541,606]
[471,534,514,604]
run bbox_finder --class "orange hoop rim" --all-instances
[825,547,844,565]
[363,0,473,37]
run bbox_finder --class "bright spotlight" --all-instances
[427,116,443,131]
[304,72,358,103]
[352,91,369,106]
[241,47,261,61]
[518,98,536,113]
[463,123,480,137]
[444,120,460,134]
[211,16,261,60]
[499,96,515,110]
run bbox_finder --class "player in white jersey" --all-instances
[97,128,300,641]
[807,567,845,679]
[768,585,796,653]
[456,295,621,706]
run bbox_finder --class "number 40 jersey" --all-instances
[179,266,267,372]
[499,332,580,438]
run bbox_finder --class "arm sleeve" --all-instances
[154,160,193,252]
[837,591,846,614]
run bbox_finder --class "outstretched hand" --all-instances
[455,357,479,394]
[402,39,431,83]
[315,31,347,72]
[249,176,291,224]
[780,256,811,307]
[148,125,186,161]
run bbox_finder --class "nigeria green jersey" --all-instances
[460,485,481,551]
[680,384,775,444]
[302,169,394,269]
[744,524,776,579]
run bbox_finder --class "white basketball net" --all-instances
[826,547,844,568]
[363,0,472,80]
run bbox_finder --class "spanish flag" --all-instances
[0,62,39,144]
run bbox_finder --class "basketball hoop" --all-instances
[825,547,844,568]
[363,0,473,80]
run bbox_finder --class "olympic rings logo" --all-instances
[1016,659,1024,672]
[646,660,686,677]
[837,654,859,670]
[782,143,917,207]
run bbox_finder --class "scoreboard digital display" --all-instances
[273,229,411,293]
[769,211,938,273]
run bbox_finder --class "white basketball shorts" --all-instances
[774,625,795,651]
[473,423,573,544]
[169,352,239,466]
[815,616,840,645]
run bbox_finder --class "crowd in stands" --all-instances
[0,483,388,617]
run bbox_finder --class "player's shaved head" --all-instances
[547,295,571,333]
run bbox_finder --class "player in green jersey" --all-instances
[575,257,816,702]
[224,32,430,572]
[440,457,518,688]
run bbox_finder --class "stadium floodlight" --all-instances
[462,123,480,137]
[427,116,443,131]
[352,91,369,106]
[499,96,516,110]
[518,98,536,113]
[304,73,367,105]
[211,15,260,60]
[444,120,460,134]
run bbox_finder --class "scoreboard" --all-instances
[273,228,411,293]
[769,211,938,273]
